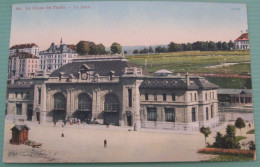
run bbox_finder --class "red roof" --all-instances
[10,43,39,50]
[235,33,249,41]
[67,44,76,50]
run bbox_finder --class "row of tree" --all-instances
[76,41,122,55]
[133,40,235,54]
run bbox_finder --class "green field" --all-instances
[126,50,251,75]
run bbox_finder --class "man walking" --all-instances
[104,139,107,148]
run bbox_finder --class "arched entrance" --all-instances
[104,93,119,125]
[76,93,92,123]
[53,93,66,121]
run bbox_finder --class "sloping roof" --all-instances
[50,60,148,77]
[235,33,249,41]
[17,52,38,59]
[67,44,76,50]
[218,89,252,95]
[10,43,38,50]
[11,125,30,131]
[140,77,218,90]
[40,43,76,54]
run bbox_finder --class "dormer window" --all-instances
[109,71,115,80]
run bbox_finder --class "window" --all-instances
[206,107,209,120]
[194,93,197,101]
[165,108,175,122]
[212,92,214,99]
[192,108,196,122]
[15,92,18,98]
[147,107,157,121]
[128,88,132,107]
[145,93,149,101]
[21,92,23,98]
[38,88,41,104]
[171,93,175,101]
[16,104,22,115]
[163,93,166,101]
[211,105,213,118]
[154,93,157,101]
[190,93,192,101]
[105,94,119,112]
[26,92,29,98]
[205,93,207,101]
[78,93,92,111]
[54,93,66,110]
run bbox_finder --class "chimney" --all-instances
[185,72,190,87]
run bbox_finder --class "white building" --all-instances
[234,33,249,50]
[9,43,40,57]
[39,40,78,72]
[8,51,39,78]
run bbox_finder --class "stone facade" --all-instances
[6,56,219,131]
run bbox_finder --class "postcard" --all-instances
[3,1,256,163]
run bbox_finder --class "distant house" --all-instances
[234,33,249,50]
[39,39,78,72]
[8,50,39,78]
[10,125,30,145]
[217,89,252,107]
[9,43,40,57]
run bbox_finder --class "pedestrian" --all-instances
[54,120,56,127]
[249,123,251,128]
[106,122,110,128]
[104,139,107,148]
[61,133,64,137]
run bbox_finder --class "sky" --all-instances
[10,1,248,50]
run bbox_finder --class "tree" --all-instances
[216,41,222,50]
[148,46,154,53]
[222,42,229,51]
[155,46,163,53]
[235,117,246,135]
[226,124,236,139]
[228,40,235,50]
[208,41,217,51]
[110,42,122,54]
[133,49,139,54]
[88,42,98,55]
[96,44,106,54]
[168,42,182,52]
[200,127,211,146]
[143,48,149,54]
[76,41,90,55]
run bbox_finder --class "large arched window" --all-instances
[54,93,66,110]
[105,94,119,112]
[78,93,92,111]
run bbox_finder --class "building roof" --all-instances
[40,43,76,54]
[16,52,39,59]
[140,77,218,90]
[235,33,249,41]
[50,60,148,77]
[218,89,252,95]
[8,80,34,89]
[11,125,30,131]
[67,44,76,50]
[10,43,38,50]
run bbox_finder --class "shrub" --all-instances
[198,147,255,156]
[248,141,256,150]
